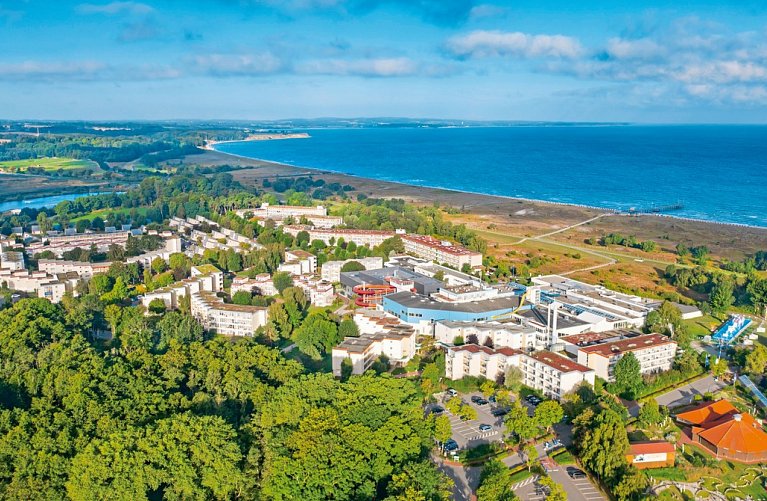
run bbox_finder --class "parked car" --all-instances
[567,467,586,479]
[488,395,496,403]
[491,408,508,417]
[431,406,445,415]
[525,395,535,402]
[470,395,482,403]
[543,441,552,450]
[476,398,489,405]
[479,424,492,432]
[443,439,459,452]
[552,438,562,447]
[447,388,458,397]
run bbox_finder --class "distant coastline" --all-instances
[204,132,310,150]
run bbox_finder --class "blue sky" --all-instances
[2,0,767,122]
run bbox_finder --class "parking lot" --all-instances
[435,391,507,449]
[513,462,606,501]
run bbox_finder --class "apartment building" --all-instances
[126,237,182,269]
[235,203,327,220]
[401,234,483,270]
[444,344,523,382]
[172,215,262,255]
[294,274,335,306]
[278,249,317,276]
[321,256,383,282]
[577,333,677,382]
[434,320,538,351]
[331,324,417,377]
[140,265,224,310]
[26,231,131,257]
[190,291,268,337]
[283,225,397,248]
[0,251,25,271]
[518,351,596,400]
[353,308,404,335]
[38,259,112,279]
[231,274,278,297]
[0,268,79,303]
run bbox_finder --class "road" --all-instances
[655,375,728,408]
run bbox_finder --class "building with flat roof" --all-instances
[235,203,327,220]
[529,275,693,331]
[434,320,537,352]
[191,291,268,337]
[321,256,384,283]
[577,333,677,381]
[278,249,317,276]
[283,226,398,248]
[26,231,131,257]
[444,345,595,400]
[294,274,335,307]
[675,400,767,463]
[0,251,25,271]
[626,441,676,469]
[340,266,443,297]
[383,291,521,333]
[38,259,112,279]
[141,265,224,311]
[402,234,482,270]
[445,344,523,382]
[231,274,277,297]
[331,324,416,377]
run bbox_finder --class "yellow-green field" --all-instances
[0,157,99,172]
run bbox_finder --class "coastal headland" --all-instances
[204,132,310,150]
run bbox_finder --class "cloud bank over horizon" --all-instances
[1,0,767,121]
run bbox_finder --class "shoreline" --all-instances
[204,132,310,150]
[210,144,767,231]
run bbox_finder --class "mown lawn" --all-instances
[0,157,98,172]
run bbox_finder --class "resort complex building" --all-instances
[576,333,677,381]
[190,291,267,337]
[126,237,182,269]
[277,249,317,276]
[434,320,538,351]
[517,350,596,400]
[444,344,523,382]
[340,266,442,297]
[140,265,224,311]
[283,226,398,248]
[235,203,327,220]
[331,324,417,377]
[231,274,278,297]
[26,231,131,257]
[528,275,701,331]
[0,251,25,271]
[38,259,112,278]
[383,291,521,333]
[320,256,384,283]
[294,274,335,307]
[401,234,483,270]
[444,345,595,401]
[675,400,767,463]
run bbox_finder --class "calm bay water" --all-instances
[0,192,115,213]
[216,126,767,227]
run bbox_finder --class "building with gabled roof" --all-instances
[675,399,767,463]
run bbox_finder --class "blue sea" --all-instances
[215,125,767,227]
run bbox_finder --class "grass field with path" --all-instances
[0,157,99,172]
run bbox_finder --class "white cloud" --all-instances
[296,57,418,77]
[189,53,284,76]
[76,2,154,16]
[468,4,506,20]
[0,61,108,81]
[446,30,583,59]
[605,38,666,60]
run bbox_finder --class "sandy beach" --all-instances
[192,149,767,262]
[204,133,310,150]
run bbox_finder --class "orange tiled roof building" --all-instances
[675,399,767,463]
